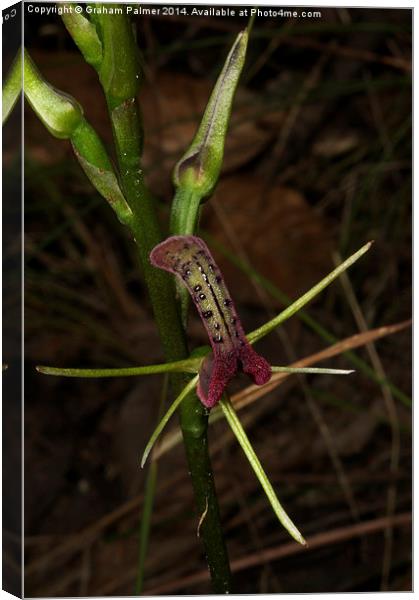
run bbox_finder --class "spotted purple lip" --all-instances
[150,235,272,408]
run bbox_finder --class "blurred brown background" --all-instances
[19,4,412,595]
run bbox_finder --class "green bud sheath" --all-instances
[173,29,248,200]
[23,48,83,139]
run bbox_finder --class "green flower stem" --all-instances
[248,241,373,344]
[3,49,21,125]
[170,187,202,238]
[164,30,252,592]
[170,187,202,324]
[140,374,233,594]
[219,396,306,545]
[108,110,188,365]
[36,358,201,378]
[95,12,232,592]
[96,8,140,110]
[61,5,102,69]
[179,393,232,593]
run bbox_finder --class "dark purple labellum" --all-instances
[150,235,272,408]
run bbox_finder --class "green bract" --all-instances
[23,49,83,139]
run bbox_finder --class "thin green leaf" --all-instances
[271,367,354,375]
[141,375,199,468]
[220,396,306,545]
[36,358,201,378]
[248,241,373,344]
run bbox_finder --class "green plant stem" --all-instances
[97,13,232,591]
[109,98,186,361]
[118,134,231,594]
[180,402,232,593]
[170,187,202,324]
[170,187,202,237]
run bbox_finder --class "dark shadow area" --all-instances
[3,2,23,597]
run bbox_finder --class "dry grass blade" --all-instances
[233,319,411,412]
[144,513,411,595]
[333,252,403,590]
[24,470,186,577]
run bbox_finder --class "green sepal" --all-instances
[220,396,306,546]
[23,49,83,139]
[173,29,248,200]
[248,242,373,345]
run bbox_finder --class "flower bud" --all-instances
[173,30,248,200]
[23,49,83,139]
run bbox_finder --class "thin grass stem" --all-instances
[135,374,169,594]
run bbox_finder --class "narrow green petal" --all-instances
[141,375,199,468]
[248,242,373,344]
[36,358,201,378]
[271,367,354,375]
[220,396,306,545]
